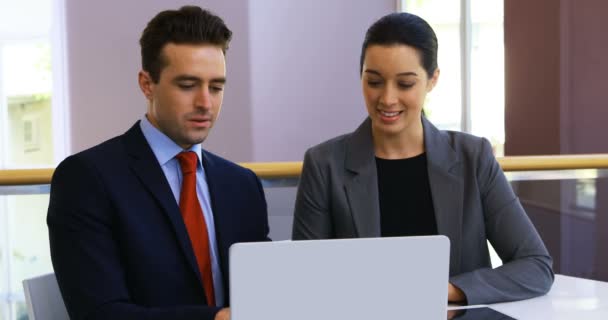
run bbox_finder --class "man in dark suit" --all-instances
[47,6,269,320]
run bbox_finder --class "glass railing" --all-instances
[2,155,608,319]
[507,168,608,281]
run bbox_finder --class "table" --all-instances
[450,274,608,319]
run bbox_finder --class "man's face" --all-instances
[139,43,226,149]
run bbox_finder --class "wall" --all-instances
[504,0,561,155]
[65,0,395,162]
[249,0,394,161]
[505,0,608,155]
[562,0,608,154]
[65,0,254,161]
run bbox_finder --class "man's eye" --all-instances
[178,83,195,90]
[210,86,224,93]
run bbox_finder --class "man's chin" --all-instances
[186,127,210,141]
[187,134,209,146]
[172,134,208,149]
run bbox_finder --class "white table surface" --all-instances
[450,274,608,319]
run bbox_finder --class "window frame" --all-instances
[398,0,477,134]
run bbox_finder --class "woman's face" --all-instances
[361,44,439,137]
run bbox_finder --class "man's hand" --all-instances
[214,308,230,320]
[448,283,466,303]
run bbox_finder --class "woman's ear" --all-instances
[427,68,440,92]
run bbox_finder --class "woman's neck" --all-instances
[372,120,424,159]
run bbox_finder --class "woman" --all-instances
[292,12,553,305]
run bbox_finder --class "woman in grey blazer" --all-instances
[292,12,553,305]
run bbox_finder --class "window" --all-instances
[399,0,505,268]
[400,0,505,155]
[0,0,67,319]
[3,43,54,167]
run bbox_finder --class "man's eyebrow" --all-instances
[172,75,226,84]
[173,75,201,82]
[210,77,226,84]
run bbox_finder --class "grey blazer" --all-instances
[292,117,554,305]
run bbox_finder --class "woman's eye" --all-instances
[367,81,382,87]
[399,83,414,89]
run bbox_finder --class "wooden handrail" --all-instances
[239,162,302,179]
[498,154,608,171]
[0,168,55,186]
[2,154,608,186]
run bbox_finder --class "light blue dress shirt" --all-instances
[140,116,225,307]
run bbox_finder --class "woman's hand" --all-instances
[448,283,466,303]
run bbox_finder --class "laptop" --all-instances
[229,235,450,320]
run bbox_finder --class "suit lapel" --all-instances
[122,122,203,285]
[197,151,226,265]
[199,151,234,304]
[344,119,381,237]
[423,117,463,275]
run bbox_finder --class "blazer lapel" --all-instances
[123,122,203,285]
[199,150,236,304]
[344,118,381,237]
[197,152,227,265]
[423,117,464,275]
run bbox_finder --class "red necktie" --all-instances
[176,151,216,306]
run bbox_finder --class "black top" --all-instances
[375,153,437,237]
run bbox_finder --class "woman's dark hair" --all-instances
[140,6,232,83]
[360,12,438,78]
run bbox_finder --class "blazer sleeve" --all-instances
[449,138,554,305]
[292,148,332,239]
[252,169,272,242]
[47,155,221,320]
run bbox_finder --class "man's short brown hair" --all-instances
[140,6,232,83]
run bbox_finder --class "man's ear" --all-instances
[138,70,154,100]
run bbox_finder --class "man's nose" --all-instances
[195,87,212,110]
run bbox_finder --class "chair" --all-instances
[22,273,69,320]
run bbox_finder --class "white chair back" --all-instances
[22,273,69,320]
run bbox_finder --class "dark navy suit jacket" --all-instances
[47,122,270,320]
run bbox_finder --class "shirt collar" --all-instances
[140,115,202,166]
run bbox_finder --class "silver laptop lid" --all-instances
[230,235,450,320]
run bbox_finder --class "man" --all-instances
[47,6,269,320]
